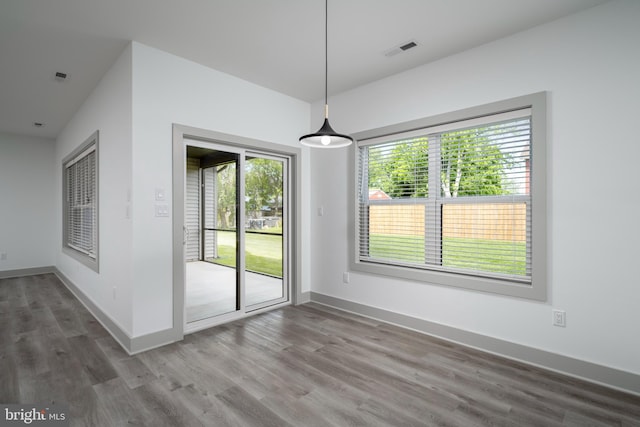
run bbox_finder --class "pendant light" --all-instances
[299,0,353,148]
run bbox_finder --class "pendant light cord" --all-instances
[324,0,328,118]
[298,0,353,147]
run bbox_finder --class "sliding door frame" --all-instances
[172,124,303,340]
[244,151,290,312]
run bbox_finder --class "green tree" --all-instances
[440,127,509,198]
[367,127,509,199]
[215,163,236,229]
[368,137,428,198]
[245,158,283,217]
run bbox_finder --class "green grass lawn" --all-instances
[207,230,282,277]
[368,234,527,276]
[207,229,525,278]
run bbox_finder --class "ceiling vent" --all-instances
[384,40,418,57]
[54,71,68,82]
[400,41,417,51]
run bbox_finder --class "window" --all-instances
[62,131,99,271]
[351,93,546,300]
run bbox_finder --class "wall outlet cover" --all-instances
[552,309,566,327]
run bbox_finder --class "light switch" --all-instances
[155,204,169,217]
[155,188,166,201]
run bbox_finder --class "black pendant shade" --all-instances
[299,109,353,148]
[299,0,353,148]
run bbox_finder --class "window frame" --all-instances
[349,93,546,300]
[62,131,99,272]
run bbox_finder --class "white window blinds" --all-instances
[358,109,532,283]
[65,145,97,258]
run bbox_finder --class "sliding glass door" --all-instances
[184,142,289,330]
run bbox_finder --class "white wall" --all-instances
[0,133,55,271]
[130,42,310,336]
[310,0,640,375]
[55,44,133,334]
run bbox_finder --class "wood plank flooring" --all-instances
[1,273,639,426]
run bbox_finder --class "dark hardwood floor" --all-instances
[1,273,639,426]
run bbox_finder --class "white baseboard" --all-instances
[310,291,640,396]
[52,268,175,355]
[0,266,55,279]
[296,291,311,304]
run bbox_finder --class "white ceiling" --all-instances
[0,0,609,139]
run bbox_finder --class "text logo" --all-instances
[1,404,68,426]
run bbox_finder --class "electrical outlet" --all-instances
[552,309,566,327]
[0,252,6,261]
